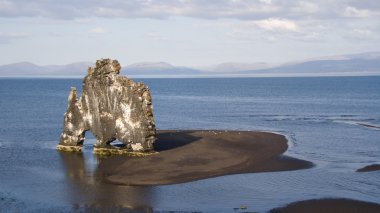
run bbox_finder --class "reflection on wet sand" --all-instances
[58,152,154,212]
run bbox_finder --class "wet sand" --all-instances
[270,198,380,213]
[357,164,380,172]
[97,130,313,186]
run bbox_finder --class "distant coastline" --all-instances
[1,52,379,78]
[1,72,380,79]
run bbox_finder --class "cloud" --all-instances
[343,6,370,17]
[348,28,376,39]
[254,18,299,33]
[89,27,106,34]
[0,0,378,23]
[292,1,319,14]
[352,28,371,36]
[225,18,328,43]
[89,0,281,20]
[0,0,379,44]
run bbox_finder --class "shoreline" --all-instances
[97,130,313,186]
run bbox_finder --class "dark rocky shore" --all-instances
[270,198,380,213]
[357,164,380,172]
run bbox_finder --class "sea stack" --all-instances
[57,59,156,154]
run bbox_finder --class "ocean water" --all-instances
[0,76,379,212]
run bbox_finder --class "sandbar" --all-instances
[97,130,313,186]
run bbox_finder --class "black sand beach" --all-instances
[97,130,313,186]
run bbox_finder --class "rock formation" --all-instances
[57,59,156,154]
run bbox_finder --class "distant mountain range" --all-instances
[241,52,380,76]
[1,52,379,77]
[124,62,203,75]
[0,62,94,76]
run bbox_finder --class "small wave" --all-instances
[357,122,380,130]
[333,120,380,130]
[281,131,298,149]
[340,114,355,118]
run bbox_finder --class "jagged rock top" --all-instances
[88,59,121,76]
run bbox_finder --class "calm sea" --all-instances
[0,77,379,212]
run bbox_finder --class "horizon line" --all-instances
[0,50,379,67]
[1,71,380,79]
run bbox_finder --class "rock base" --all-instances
[93,147,157,156]
[57,145,157,156]
[56,145,82,152]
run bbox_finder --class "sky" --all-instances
[0,0,379,66]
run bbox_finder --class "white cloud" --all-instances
[94,7,126,18]
[89,27,106,34]
[258,0,272,4]
[292,1,319,13]
[0,0,379,22]
[254,18,299,33]
[226,18,327,43]
[343,6,370,17]
[349,28,375,39]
